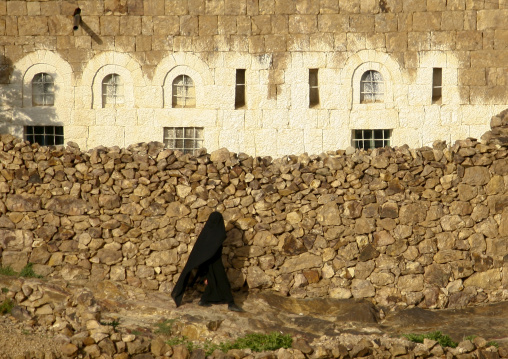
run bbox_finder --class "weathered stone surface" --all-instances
[5,194,41,212]
[280,253,322,273]
[46,196,89,215]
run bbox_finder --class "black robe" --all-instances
[171,212,234,307]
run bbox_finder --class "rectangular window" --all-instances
[235,69,246,109]
[352,129,391,150]
[309,69,319,108]
[163,127,204,154]
[432,68,442,104]
[25,126,64,146]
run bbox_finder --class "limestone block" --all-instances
[277,129,304,156]
[219,128,240,153]
[288,15,317,34]
[398,274,424,292]
[18,16,48,36]
[262,109,289,128]
[439,105,461,126]
[318,14,349,32]
[222,110,245,131]
[431,31,456,51]
[205,85,233,109]
[244,110,262,129]
[412,12,441,31]
[302,51,326,69]
[7,1,27,15]
[323,127,349,151]
[119,16,142,35]
[275,0,296,14]
[347,33,367,52]
[477,10,508,30]
[287,108,311,130]
[304,128,323,155]
[254,129,278,156]
[88,126,125,148]
[95,108,117,126]
[349,109,399,129]
[463,269,502,290]
[238,130,257,155]
[287,34,310,52]
[407,84,430,106]
[408,32,431,51]
[350,14,374,32]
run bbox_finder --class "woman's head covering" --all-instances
[171,212,227,307]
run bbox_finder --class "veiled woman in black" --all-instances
[171,212,243,312]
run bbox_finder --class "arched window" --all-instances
[32,73,54,106]
[360,70,384,103]
[102,73,124,107]
[172,75,195,108]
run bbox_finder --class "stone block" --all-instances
[339,0,360,13]
[275,0,295,14]
[318,14,349,32]
[412,12,441,31]
[265,34,287,52]
[431,31,456,50]
[349,14,375,32]
[119,16,141,35]
[225,0,247,15]
[249,35,265,53]
[100,16,120,36]
[271,14,288,33]
[153,16,180,36]
[7,1,27,15]
[296,0,320,14]
[252,15,272,35]
[218,16,237,35]
[477,10,508,30]
[259,0,275,14]
[205,0,224,15]
[375,13,397,32]
[18,16,49,36]
[289,15,317,34]
[199,15,218,35]
[165,0,188,15]
[386,32,408,52]
[459,68,486,86]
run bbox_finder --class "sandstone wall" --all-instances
[1,110,508,310]
[0,1,507,155]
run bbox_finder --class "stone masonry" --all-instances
[0,1,507,155]
[1,110,508,312]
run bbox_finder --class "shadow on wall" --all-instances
[0,55,60,140]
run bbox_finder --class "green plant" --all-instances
[100,319,120,332]
[0,299,14,315]
[0,266,17,276]
[486,341,499,348]
[165,331,293,355]
[464,335,477,341]
[1,288,8,294]
[131,330,142,336]
[19,263,42,278]
[223,332,293,352]
[402,331,458,348]
[154,319,176,336]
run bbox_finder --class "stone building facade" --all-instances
[0,0,507,156]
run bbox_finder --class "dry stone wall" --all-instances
[1,111,508,310]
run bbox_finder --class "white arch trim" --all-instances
[341,50,403,110]
[81,52,145,109]
[14,51,73,108]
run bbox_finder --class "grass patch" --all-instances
[486,341,499,348]
[100,319,121,332]
[0,299,14,315]
[0,263,42,279]
[1,288,9,294]
[19,263,42,278]
[402,331,458,348]
[154,319,176,336]
[165,331,293,356]
[0,266,17,276]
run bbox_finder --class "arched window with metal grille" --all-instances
[32,73,55,106]
[360,70,384,103]
[172,75,195,108]
[102,73,124,108]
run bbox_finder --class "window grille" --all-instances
[163,127,204,154]
[352,129,391,150]
[432,68,442,104]
[32,73,55,106]
[102,74,124,107]
[25,126,64,146]
[309,69,319,108]
[360,70,384,103]
[172,75,196,108]
[235,69,246,109]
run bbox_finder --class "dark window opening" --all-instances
[235,69,246,109]
[309,69,319,108]
[432,68,442,104]
[352,129,391,150]
[25,126,64,146]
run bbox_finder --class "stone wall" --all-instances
[1,110,508,310]
[0,1,508,155]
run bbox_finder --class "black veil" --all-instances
[171,212,233,307]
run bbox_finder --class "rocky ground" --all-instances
[0,276,507,358]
